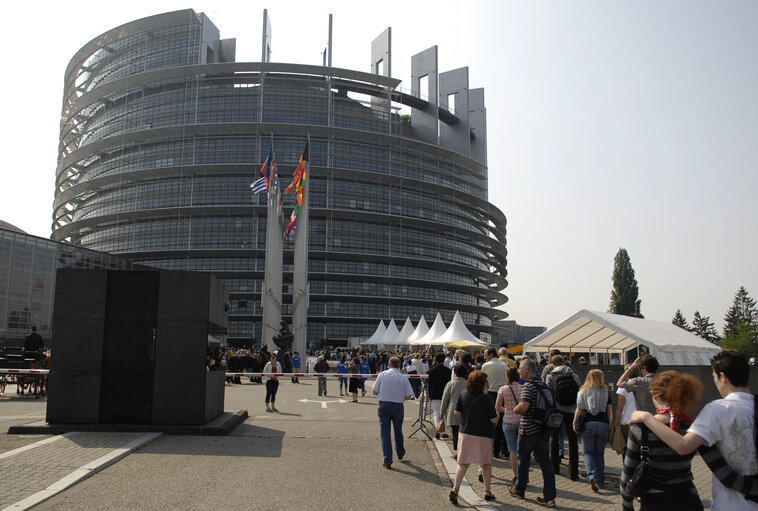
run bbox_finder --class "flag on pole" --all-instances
[283,141,309,239]
[260,138,275,193]
[250,177,266,195]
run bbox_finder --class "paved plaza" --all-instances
[1,377,714,510]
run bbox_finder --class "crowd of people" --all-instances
[212,343,757,510]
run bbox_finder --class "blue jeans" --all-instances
[515,429,556,501]
[378,402,406,465]
[581,421,609,485]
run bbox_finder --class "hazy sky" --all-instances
[1,1,756,332]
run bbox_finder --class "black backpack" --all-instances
[531,381,564,430]
[554,370,579,406]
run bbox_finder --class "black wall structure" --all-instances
[51,9,508,347]
[47,269,228,425]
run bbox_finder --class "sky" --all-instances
[1,0,756,332]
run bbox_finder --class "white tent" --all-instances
[405,316,430,345]
[390,317,415,347]
[523,309,722,365]
[429,310,486,347]
[361,320,386,346]
[411,313,448,346]
[375,319,401,347]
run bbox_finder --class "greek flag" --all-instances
[250,177,266,195]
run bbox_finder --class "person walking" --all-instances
[348,357,361,402]
[545,354,580,480]
[337,355,348,396]
[507,358,557,507]
[495,367,522,483]
[441,364,469,453]
[428,352,452,439]
[617,354,659,413]
[449,370,499,504]
[372,356,414,469]
[620,370,704,510]
[614,363,641,459]
[262,353,281,412]
[359,355,370,396]
[629,351,758,511]
[482,347,509,458]
[313,356,330,396]
[291,351,301,383]
[406,356,420,398]
[574,369,613,492]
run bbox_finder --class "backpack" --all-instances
[554,370,579,406]
[531,381,564,430]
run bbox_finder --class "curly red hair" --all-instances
[650,370,703,415]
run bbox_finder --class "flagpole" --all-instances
[291,136,310,357]
[260,135,281,351]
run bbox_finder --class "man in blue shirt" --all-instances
[373,356,414,469]
[359,355,371,396]
[291,351,301,383]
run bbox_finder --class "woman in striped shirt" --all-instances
[620,370,704,510]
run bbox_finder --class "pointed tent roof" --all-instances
[376,319,401,346]
[390,317,415,346]
[411,313,448,346]
[361,320,386,345]
[405,316,430,344]
[429,311,485,346]
[523,310,721,365]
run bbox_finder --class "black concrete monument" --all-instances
[47,269,229,426]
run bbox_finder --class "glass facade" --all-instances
[52,9,508,348]
[0,228,132,346]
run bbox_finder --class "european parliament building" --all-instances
[50,9,508,348]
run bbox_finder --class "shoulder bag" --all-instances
[627,426,651,497]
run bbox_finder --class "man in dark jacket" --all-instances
[428,352,452,439]
[24,326,44,360]
[313,356,331,396]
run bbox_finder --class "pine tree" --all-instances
[723,286,757,337]
[671,309,690,330]
[691,311,720,343]
[608,248,644,318]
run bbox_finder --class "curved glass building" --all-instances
[52,9,508,347]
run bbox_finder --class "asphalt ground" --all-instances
[1,377,714,510]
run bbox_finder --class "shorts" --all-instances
[503,422,519,452]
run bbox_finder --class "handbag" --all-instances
[627,426,651,497]
[436,417,446,435]
[611,424,626,454]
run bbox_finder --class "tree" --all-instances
[720,322,758,359]
[691,311,720,343]
[608,248,643,318]
[723,286,757,337]
[671,309,690,331]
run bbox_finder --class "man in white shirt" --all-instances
[630,350,758,510]
[373,356,414,469]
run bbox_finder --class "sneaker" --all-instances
[590,478,598,493]
[507,486,524,499]
[536,497,556,507]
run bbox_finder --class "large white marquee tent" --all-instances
[523,310,721,365]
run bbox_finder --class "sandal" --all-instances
[484,491,495,501]
[449,489,458,505]
[478,473,483,483]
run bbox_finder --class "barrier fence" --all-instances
[0,369,429,379]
